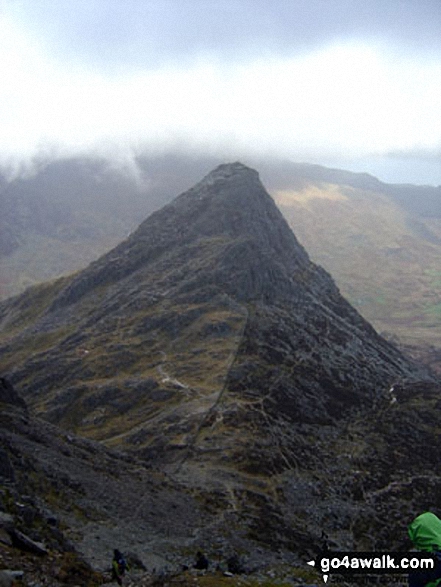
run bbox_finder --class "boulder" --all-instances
[9,528,48,555]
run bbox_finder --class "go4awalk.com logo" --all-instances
[307,552,438,583]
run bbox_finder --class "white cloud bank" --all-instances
[1,11,440,182]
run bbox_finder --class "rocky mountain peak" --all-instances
[164,160,292,237]
[196,161,260,186]
[45,161,312,308]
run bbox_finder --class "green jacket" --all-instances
[408,513,441,587]
[409,512,441,552]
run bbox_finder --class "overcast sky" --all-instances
[1,0,440,184]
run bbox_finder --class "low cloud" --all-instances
[0,4,440,184]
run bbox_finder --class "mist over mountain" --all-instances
[0,154,221,298]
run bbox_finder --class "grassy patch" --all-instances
[423,303,441,317]
[424,269,441,277]
[1,275,69,332]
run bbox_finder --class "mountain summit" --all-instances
[0,162,437,560]
[52,161,312,308]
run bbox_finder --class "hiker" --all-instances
[194,551,209,570]
[227,553,245,575]
[112,549,128,585]
[408,512,441,587]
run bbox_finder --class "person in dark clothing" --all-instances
[194,551,209,570]
[112,549,128,585]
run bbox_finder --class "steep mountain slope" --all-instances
[0,378,223,586]
[0,163,438,564]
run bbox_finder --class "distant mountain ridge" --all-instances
[0,157,154,298]
[269,163,441,373]
[258,159,441,216]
